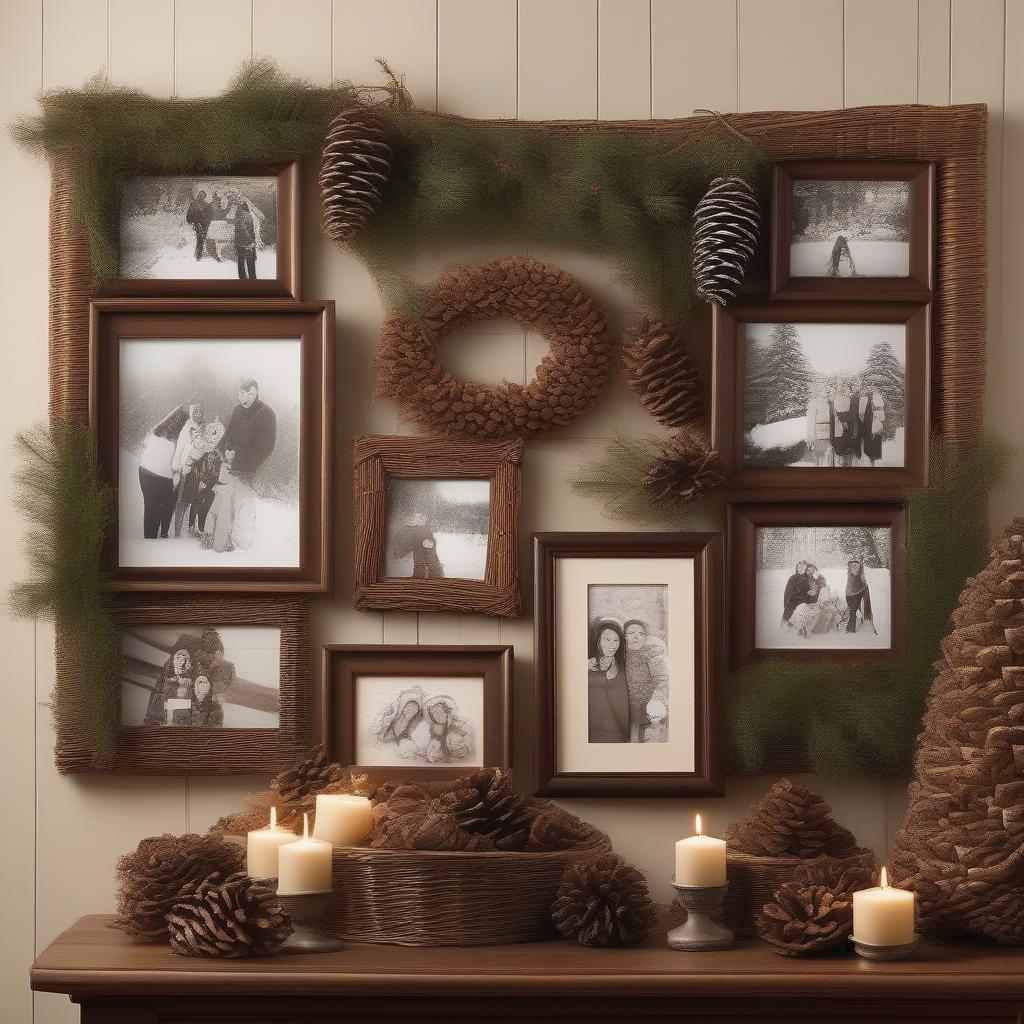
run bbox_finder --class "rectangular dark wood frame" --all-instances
[100,160,302,299]
[711,300,930,497]
[56,594,311,775]
[771,159,934,300]
[727,502,906,669]
[321,644,513,786]
[89,298,334,593]
[533,532,725,797]
[352,436,523,617]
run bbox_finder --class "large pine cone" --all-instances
[320,104,392,245]
[643,426,726,507]
[369,784,496,852]
[726,779,860,859]
[890,521,1024,943]
[167,872,292,958]
[622,317,704,430]
[693,176,760,305]
[271,744,368,811]
[449,767,530,850]
[528,806,600,851]
[552,853,656,947]
[113,833,246,937]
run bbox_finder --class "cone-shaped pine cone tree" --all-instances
[756,856,878,956]
[552,853,656,947]
[643,427,726,507]
[114,833,246,937]
[166,872,292,958]
[622,317,704,430]
[890,520,1024,943]
[448,767,530,851]
[726,779,860,859]
[692,176,761,305]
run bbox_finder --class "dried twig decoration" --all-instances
[622,317,704,430]
[643,427,726,507]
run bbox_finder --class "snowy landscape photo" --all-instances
[118,337,302,569]
[790,178,910,278]
[742,321,906,470]
[119,174,277,281]
[384,478,491,581]
[755,525,893,651]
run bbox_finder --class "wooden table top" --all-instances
[30,915,1024,1001]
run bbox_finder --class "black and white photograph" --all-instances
[119,175,278,282]
[743,321,906,470]
[587,584,670,744]
[355,676,483,767]
[121,625,281,729]
[755,525,892,651]
[384,478,491,581]
[118,337,301,569]
[790,178,910,279]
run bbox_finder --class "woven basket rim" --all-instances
[726,846,873,865]
[331,837,612,861]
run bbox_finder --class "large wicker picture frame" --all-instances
[352,435,523,617]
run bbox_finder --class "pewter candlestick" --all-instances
[276,892,345,954]
[667,881,735,951]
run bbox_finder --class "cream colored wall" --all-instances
[0,1,1018,1020]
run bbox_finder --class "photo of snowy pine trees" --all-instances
[743,321,907,470]
[790,179,910,278]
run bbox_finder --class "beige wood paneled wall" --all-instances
[0,1,1017,1020]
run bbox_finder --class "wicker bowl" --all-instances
[324,836,612,946]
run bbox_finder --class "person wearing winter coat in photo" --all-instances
[189,674,224,727]
[586,619,630,743]
[185,190,214,262]
[231,195,258,279]
[172,416,223,538]
[138,403,193,539]
[858,387,887,466]
[622,620,670,744]
[781,560,810,626]
[846,559,875,634]
[805,383,836,468]
[143,648,193,726]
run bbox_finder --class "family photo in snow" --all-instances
[118,338,302,570]
[119,174,278,281]
[789,178,911,278]
[743,321,907,470]
[755,525,893,651]
[587,584,671,745]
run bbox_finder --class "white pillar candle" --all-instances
[246,806,298,879]
[852,867,916,945]
[277,813,334,895]
[674,814,727,886]
[311,793,372,846]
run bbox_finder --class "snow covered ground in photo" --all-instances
[384,531,489,581]
[746,416,905,468]
[755,566,892,650]
[118,449,300,568]
[790,239,909,278]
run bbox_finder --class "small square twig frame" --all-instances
[352,436,523,617]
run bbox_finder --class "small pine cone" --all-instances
[622,317,704,430]
[552,853,656,948]
[643,427,725,507]
[693,176,761,305]
[528,807,600,851]
[726,779,861,859]
[113,833,246,937]
[320,104,392,245]
[270,745,369,814]
[167,873,292,958]
[448,767,530,850]
[756,879,854,956]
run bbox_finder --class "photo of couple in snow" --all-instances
[118,337,301,569]
[755,525,892,651]
[743,321,906,471]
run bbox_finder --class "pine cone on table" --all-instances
[113,833,246,937]
[643,426,726,507]
[692,176,761,305]
[726,779,860,859]
[448,767,530,851]
[166,872,292,958]
[552,853,656,947]
[622,317,704,430]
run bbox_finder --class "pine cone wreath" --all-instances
[320,104,392,245]
[693,176,761,305]
[643,427,726,507]
[552,853,656,948]
[726,779,860,860]
[167,872,292,958]
[622,317,704,430]
[113,833,246,937]
[448,767,530,851]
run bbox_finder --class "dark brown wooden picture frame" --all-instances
[322,644,513,786]
[711,300,930,497]
[102,160,302,299]
[727,502,906,669]
[771,159,934,300]
[352,436,523,617]
[533,532,725,797]
[89,298,334,593]
[56,594,312,775]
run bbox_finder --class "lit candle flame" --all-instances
[269,805,277,830]
[695,813,703,836]
[303,812,310,840]
[880,866,889,888]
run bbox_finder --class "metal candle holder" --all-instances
[276,892,345,955]
[667,881,735,951]
[850,933,921,960]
